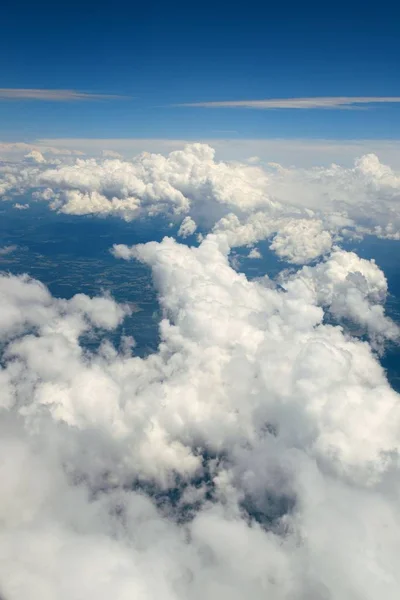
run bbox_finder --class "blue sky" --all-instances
[1,0,400,141]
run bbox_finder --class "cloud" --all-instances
[178,96,400,110]
[3,143,400,265]
[1,231,400,598]
[0,88,128,101]
[269,219,333,264]
[24,150,46,164]
[0,142,85,164]
[178,216,197,238]
[0,245,17,256]
[33,143,272,222]
[102,149,123,159]
[30,137,400,168]
[247,247,261,259]
[1,137,400,597]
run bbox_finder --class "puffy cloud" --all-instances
[269,219,333,264]
[35,144,271,219]
[24,150,46,164]
[248,247,261,259]
[1,134,400,598]
[178,216,197,238]
[2,135,400,599]
[1,232,400,598]
[50,189,143,218]
[283,249,400,346]
[0,163,39,198]
[2,143,400,266]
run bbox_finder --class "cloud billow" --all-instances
[0,217,399,598]
[0,141,400,597]
[2,142,400,266]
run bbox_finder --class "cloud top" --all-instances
[2,142,400,265]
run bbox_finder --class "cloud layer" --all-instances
[3,137,400,168]
[0,227,399,598]
[1,137,400,598]
[2,142,400,266]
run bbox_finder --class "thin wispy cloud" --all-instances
[0,89,128,101]
[176,96,400,110]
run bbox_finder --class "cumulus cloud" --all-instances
[24,150,46,164]
[178,216,197,238]
[1,231,400,599]
[2,136,400,598]
[2,143,400,266]
[269,219,333,264]
[248,247,261,259]
[0,162,41,199]
[34,144,271,219]
[282,249,400,347]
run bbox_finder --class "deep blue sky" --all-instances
[1,0,399,140]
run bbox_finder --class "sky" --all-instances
[1,0,400,146]
[3,3,400,599]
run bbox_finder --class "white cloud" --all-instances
[178,96,400,110]
[3,143,400,265]
[24,150,46,164]
[283,248,400,347]
[1,231,400,598]
[102,149,123,158]
[1,137,400,598]
[0,245,18,256]
[0,88,127,101]
[269,219,333,264]
[248,247,261,259]
[0,141,85,164]
[178,216,197,238]
[0,162,41,198]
